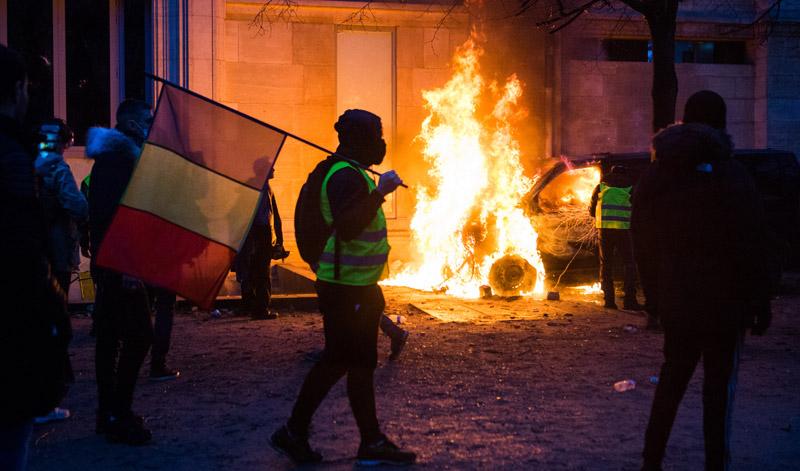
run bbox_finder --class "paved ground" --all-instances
[28,286,800,470]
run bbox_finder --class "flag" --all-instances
[96,83,287,308]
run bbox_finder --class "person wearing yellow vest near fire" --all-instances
[590,165,642,310]
[272,110,416,467]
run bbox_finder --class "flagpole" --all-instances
[146,74,407,188]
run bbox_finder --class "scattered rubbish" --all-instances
[546,291,560,301]
[623,324,638,333]
[613,379,636,392]
[649,376,659,385]
[210,309,222,319]
[479,285,493,298]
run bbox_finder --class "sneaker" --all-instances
[251,310,278,320]
[270,425,322,464]
[106,414,152,446]
[357,435,416,466]
[34,407,71,425]
[150,366,181,382]
[389,330,409,361]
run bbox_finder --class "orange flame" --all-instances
[384,37,546,298]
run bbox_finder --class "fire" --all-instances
[383,36,546,298]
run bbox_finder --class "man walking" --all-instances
[633,90,772,470]
[271,109,416,466]
[87,99,154,445]
[589,165,641,310]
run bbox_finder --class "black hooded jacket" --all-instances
[85,126,141,274]
[631,123,771,333]
[0,115,69,424]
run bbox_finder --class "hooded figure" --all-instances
[85,99,155,446]
[271,110,415,467]
[633,90,771,470]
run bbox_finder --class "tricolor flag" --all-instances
[96,82,287,308]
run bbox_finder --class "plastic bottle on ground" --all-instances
[613,379,636,392]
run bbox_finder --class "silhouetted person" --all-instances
[233,167,287,320]
[590,165,641,310]
[0,43,70,471]
[271,110,415,466]
[633,90,772,470]
[87,99,154,445]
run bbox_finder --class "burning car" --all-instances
[528,149,800,279]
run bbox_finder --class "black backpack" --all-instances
[294,155,343,271]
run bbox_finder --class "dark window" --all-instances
[124,0,147,101]
[603,39,649,62]
[66,0,110,145]
[8,0,54,129]
[603,39,748,64]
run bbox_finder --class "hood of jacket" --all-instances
[85,127,140,162]
[652,122,733,168]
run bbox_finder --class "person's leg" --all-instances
[113,285,153,418]
[150,289,176,372]
[250,225,270,317]
[702,330,742,471]
[94,279,121,423]
[598,229,616,307]
[619,231,639,308]
[379,314,404,340]
[287,358,347,436]
[643,329,701,468]
[0,421,33,471]
[347,285,384,443]
[54,271,71,296]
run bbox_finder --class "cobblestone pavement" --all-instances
[28,287,800,470]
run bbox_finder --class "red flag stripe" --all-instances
[96,206,235,309]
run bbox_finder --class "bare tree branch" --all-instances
[251,0,301,35]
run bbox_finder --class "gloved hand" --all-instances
[376,170,403,196]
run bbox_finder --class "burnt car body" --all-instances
[529,149,800,281]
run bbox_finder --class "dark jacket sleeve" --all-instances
[326,167,385,241]
[589,185,600,217]
[88,156,135,255]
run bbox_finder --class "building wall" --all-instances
[561,60,756,155]
[187,1,471,262]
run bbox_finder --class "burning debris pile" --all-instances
[383,36,546,298]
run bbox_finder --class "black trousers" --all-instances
[238,225,271,315]
[287,281,383,444]
[150,288,176,370]
[643,328,742,470]
[379,314,405,341]
[598,228,637,303]
[94,275,153,418]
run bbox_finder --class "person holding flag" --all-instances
[87,99,154,445]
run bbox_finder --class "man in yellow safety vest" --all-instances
[590,165,641,310]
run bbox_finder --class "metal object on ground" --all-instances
[479,285,493,298]
[546,291,560,301]
[488,255,537,297]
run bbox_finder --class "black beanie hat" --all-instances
[683,90,727,130]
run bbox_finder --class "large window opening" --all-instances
[602,39,748,64]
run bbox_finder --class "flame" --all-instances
[539,166,602,210]
[383,37,546,298]
[576,282,603,295]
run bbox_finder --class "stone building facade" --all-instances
[1,0,797,267]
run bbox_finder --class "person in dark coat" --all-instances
[0,43,70,471]
[233,166,287,320]
[632,90,772,470]
[86,99,154,445]
[589,165,641,310]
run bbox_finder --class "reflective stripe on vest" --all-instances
[595,183,632,229]
[316,161,390,285]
